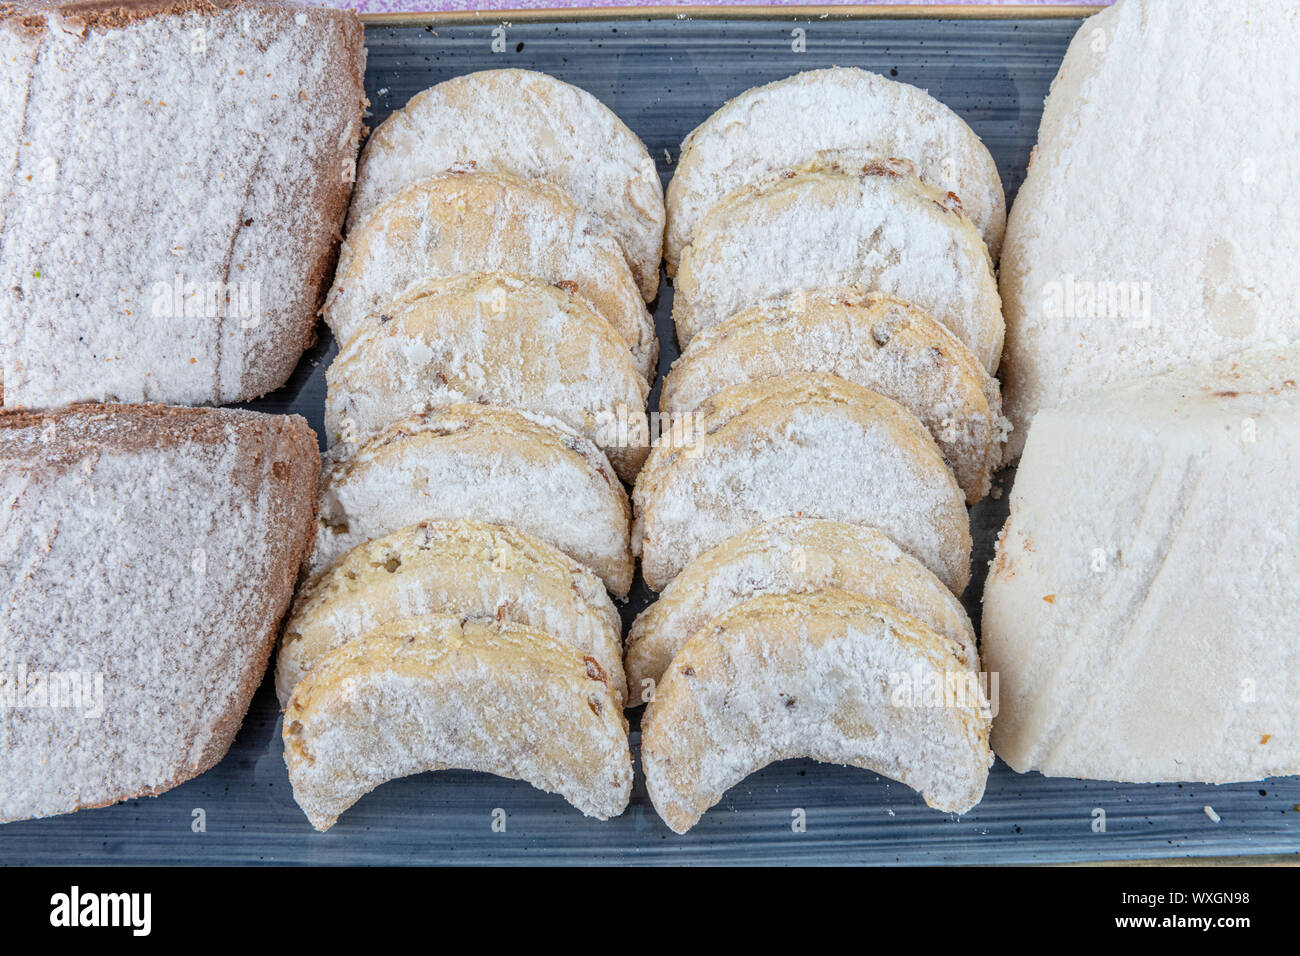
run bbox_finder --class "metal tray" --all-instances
[4,12,1298,866]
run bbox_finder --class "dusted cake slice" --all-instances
[0,0,365,409]
[983,346,1300,783]
[0,404,319,822]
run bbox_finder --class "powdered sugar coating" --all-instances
[665,67,1005,273]
[634,373,971,593]
[0,403,318,823]
[0,0,365,409]
[349,69,664,300]
[985,345,1300,783]
[624,517,977,702]
[283,616,631,830]
[325,171,657,381]
[279,519,625,706]
[641,589,991,833]
[314,404,634,597]
[325,272,650,481]
[673,161,1003,373]
[662,288,1003,502]
[998,0,1300,461]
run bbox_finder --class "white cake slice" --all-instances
[998,0,1300,460]
[983,346,1300,783]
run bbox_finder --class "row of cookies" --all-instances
[279,520,633,830]
[277,70,665,829]
[629,68,1007,831]
[321,70,661,478]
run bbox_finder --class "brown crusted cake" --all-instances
[0,0,366,410]
[0,403,319,823]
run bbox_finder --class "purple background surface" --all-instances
[335,0,1109,19]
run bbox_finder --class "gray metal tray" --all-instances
[4,13,1298,866]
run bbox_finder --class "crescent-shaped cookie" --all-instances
[661,288,1003,502]
[324,171,657,380]
[313,404,633,597]
[348,69,664,299]
[325,272,650,481]
[624,517,976,704]
[278,519,625,707]
[640,589,992,833]
[634,373,971,593]
[665,67,1005,273]
[283,615,631,830]
[672,158,1002,372]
